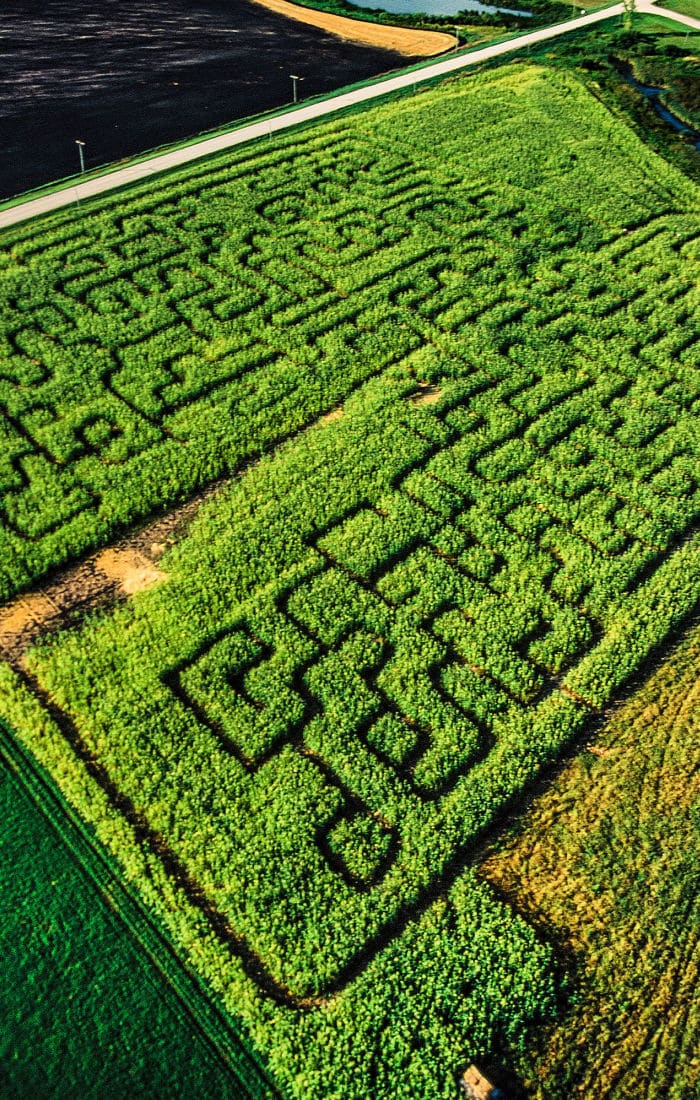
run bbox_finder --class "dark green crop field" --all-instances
[0,735,272,1099]
[1,62,699,1099]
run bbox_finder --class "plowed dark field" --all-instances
[0,0,413,199]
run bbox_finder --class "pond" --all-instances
[0,0,420,200]
[623,69,700,152]
[349,0,531,17]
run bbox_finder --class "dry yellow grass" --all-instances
[483,626,700,1099]
[250,0,456,56]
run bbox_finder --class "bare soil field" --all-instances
[0,0,445,199]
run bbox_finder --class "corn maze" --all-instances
[1,65,699,1100]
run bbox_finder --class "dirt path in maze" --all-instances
[0,484,221,669]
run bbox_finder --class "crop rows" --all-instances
[1,65,699,1100]
[1,67,699,600]
[23,328,698,1002]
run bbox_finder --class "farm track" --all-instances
[0,482,221,667]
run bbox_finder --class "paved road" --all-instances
[0,0,693,231]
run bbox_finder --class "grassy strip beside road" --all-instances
[526,16,700,182]
[658,0,700,18]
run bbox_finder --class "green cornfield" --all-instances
[1,62,698,1099]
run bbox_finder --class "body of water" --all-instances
[0,0,416,199]
[624,68,700,152]
[350,0,530,16]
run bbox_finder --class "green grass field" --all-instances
[1,61,699,1098]
[659,0,700,19]
[631,11,700,48]
[0,737,273,1099]
[526,21,700,184]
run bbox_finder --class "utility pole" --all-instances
[75,139,86,174]
[290,74,303,104]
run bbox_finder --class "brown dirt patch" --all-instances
[0,395,376,668]
[249,0,456,56]
[95,548,166,596]
[0,595,58,644]
[0,485,219,669]
[585,743,611,758]
[411,382,444,405]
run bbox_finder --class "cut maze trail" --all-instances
[9,661,324,1010]
[1,106,698,604]
[5,353,699,1007]
[10,577,698,1015]
[4,649,607,1012]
